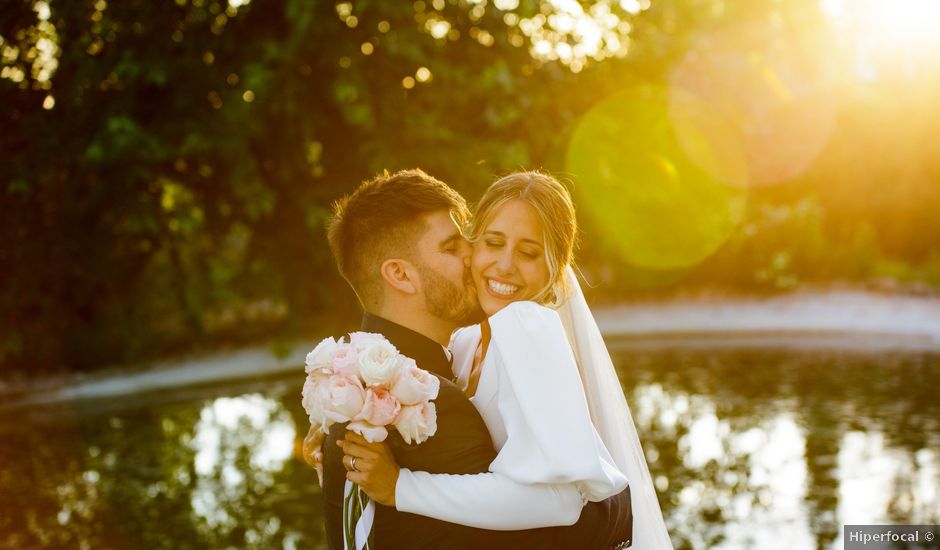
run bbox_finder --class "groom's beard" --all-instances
[417,264,485,327]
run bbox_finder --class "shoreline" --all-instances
[2,289,939,411]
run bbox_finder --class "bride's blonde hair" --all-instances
[469,171,578,306]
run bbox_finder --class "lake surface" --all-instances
[2,347,938,549]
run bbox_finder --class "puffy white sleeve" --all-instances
[395,468,583,529]
[486,301,628,499]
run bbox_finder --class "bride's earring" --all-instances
[543,280,565,308]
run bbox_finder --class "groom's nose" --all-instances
[458,239,472,262]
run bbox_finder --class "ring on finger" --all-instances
[350,456,358,471]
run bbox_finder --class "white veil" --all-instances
[556,266,673,550]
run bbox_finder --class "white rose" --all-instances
[301,374,331,431]
[305,337,339,374]
[389,357,440,405]
[394,403,437,445]
[349,331,386,352]
[357,339,400,386]
[346,420,389,443]
[321,374,367,423]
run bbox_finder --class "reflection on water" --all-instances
[0,379,324,550]
[640,386,815,549]
[189,395,296,544]
[838,431,939,530]
[618,348,940,550]
[1,348,938,549]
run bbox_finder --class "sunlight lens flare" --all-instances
[566,86,746,271]
[822,0,940,79]
[825,0,940,46]
[669,22,837,187]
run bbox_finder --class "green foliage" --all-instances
[2,0,939,375]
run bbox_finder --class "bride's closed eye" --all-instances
[517,247,541,259]
[484,239,541,261]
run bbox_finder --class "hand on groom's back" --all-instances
[302,425,326,487]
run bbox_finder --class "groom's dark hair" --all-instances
[327,169,470,310]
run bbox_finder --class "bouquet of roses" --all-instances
[302,331,439,443]
[301,332,440,550]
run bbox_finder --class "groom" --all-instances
[310,169,632,549]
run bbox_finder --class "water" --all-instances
[1,348,938,550]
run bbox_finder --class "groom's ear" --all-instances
[380,258,418,295]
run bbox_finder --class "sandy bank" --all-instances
[2,290,938,411]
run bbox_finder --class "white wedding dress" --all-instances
[394,268,673,549]
[394,300,628,529]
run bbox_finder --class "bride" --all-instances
[336,171,671,549]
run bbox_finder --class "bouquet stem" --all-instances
[343,482,374,550]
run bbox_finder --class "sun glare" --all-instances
[865,0,940,42]
[823,0,940,73]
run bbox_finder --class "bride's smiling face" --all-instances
[471,199,551,316]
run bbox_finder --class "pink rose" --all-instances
[322,374,366,424]
[305,337,339,374]
[349,331,388,352]
[355,388,401,426]
[330,343,359,378]
[389,358,440,405]
[394,402,438,445]
[302,374,331,430]
[346,420,389,443]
